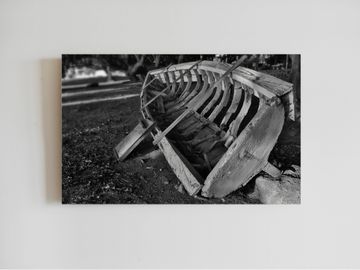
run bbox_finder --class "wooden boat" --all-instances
[116,59,294,198]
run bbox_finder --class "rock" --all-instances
[175,183,185,194]
[283,165,300,178]
[249,167,301,204]
[159,176,169,185]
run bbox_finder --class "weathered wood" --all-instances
[201,73,222,116]
[165,69,193,109]
[153,109,194,145]
[228,89,252,136]
[202,103,285,198]
[183,70,193,96]
[163,71,207,120]
[148,89,167,97]
[142,62,200,110]
[221,83,243,127]
[114,119,155,161]
[153,58,250,146]
[193,74,215,111]
[208,77,231,122]
[149,60,292,98]
[158,137,203,196]
[142,76,161,91]
[179,69,200,101]
[177,70,185,95]
[263,161,282,178]
[169,71,177,96]
[135,60,293,197]
[141,83,173,109]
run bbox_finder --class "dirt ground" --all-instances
[62,74,300,204]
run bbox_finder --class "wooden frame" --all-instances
[139,60,293,197]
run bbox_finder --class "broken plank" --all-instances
[114,119,155,161]
[158,137,203,196]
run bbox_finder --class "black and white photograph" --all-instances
[4,0,360,268]
[62,54,301,204]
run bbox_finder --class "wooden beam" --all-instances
[229,89,252,136]
[201,73,222,116]
[114,119,155,161]
[263,162,282,178]
[208,77,231,122]
[221,83,243,127]
[158,137,203,196]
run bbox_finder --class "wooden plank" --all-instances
[157,74,165,84]
[179,69,200,101]
[114,119,155,161]
[142,76,160,91]
[177,114,198,130]
[228,89,252,136]
[141,83,173,109]
[183,70,193,96]
[179,110,224,139]
[220,82,243,127]
[153,110,194,145]
[181,69,207,104]
[177,70,185,95]
[180,121,208,137]
[208,76,231,122]
[200,72,222,116]
[148,89,167,97]
[232,66,292,97]
[169,71,177,96]
[206,70,215,85]
[263,162,282,178]
[165,69,193,109]
[190,133,217,147]
[158,137,203,196]
[202,103,285,198]
[192,71,215,112]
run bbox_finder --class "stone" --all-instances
[158,175,169,185]
[249,166,301,204]
[175,183,185,194]
[283,165,300,178]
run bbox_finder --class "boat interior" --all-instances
[141,62,268,182]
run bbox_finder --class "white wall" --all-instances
[1,0,360,268]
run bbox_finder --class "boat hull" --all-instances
[139,60,292,197]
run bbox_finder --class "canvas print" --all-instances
[62,54,300,204]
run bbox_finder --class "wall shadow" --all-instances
[40,59,62,203]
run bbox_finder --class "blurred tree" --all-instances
[290,54,301,121]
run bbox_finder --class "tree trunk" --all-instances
[290,54,300,121]
[154,55,160,67]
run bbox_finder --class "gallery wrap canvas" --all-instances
[62,54,300,204]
